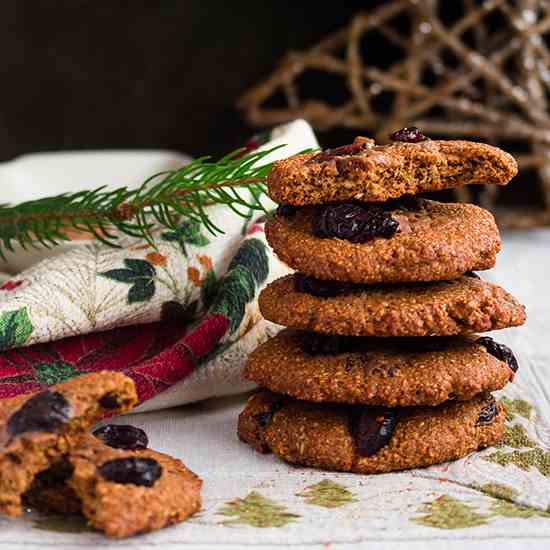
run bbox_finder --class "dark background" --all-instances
[1,1,541,210]
[0,0,369,162]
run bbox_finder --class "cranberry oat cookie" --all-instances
[259,274,526,337]
[244,330,516,407]
[267,136,517,205]
[238,391,504,474]
[67,434,202,538]
[0,372,137,517]
[265,199,501,284]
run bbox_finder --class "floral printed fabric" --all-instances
[0,120,318,410]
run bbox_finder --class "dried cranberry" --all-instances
[476,337,519,373]
[313,204,399,243]
[254,412,274,428]
[476,395,498,426]
[7,391,71,436]
[307,143,363,164]
[98,457,162,487]
[353,407,398,456]
[99,392,120,410]
[301,332,352,355]
[276,204,298,218]
[294,273,354,297]
[389,127,427,143]
[253,401,283,428]
[93,424,149,450]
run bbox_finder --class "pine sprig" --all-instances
[0,146,283,258]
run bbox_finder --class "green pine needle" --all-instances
[0,146,284,259]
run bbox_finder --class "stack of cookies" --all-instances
[238,129,527,474]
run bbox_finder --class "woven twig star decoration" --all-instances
[239,0,550,228]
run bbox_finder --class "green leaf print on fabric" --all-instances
[228,238,269,284]
[210,265,255,332]
[297,480,355,508]
[219,491,300,528]
[478,482,518,501]
[501,397,534,421]
[33,361,79,385]
[209,238,269,334]
[491,500,550,519]
[485,448,550,477]
[477,484,550,518]
[0,308,33,351]
[497,424,537,449]
[162,220,209,256]
[413,496,489,529]
[100,258,156,304]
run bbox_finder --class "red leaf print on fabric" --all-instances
[0,380,41,399]
[0,280,24,291]
[0,314,230,404]
[183,315,229,358]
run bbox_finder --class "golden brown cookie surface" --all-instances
[259,274,526,337]
[265,200,501,283]
[244,330,514,407]
[238,391,504,474]
[268,137,517,205]
[0,372,137,517]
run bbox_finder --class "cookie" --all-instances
[267,136,517,205]
[238,391,504,474]
[265,199,500,283]
[0,372,137,517]
[23,424,150,515]
[259,274,526,336]
[67,434,202,538]
[244,330,514,407]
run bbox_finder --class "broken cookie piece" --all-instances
[22,428,202,539]
[0,371,137,516]
[66,434,202,538]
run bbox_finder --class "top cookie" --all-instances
[267,135,518,205]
